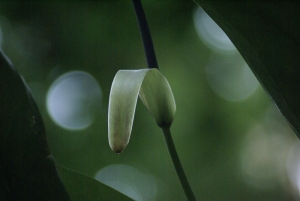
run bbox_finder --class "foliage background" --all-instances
[0,1,299,200]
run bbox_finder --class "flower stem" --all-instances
[132,0,158,69]
[162,128,197,201]
[132,1,195,199]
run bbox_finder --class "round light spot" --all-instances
[206,53,259,101]
[193,7,236,53]
[286,141,300,193]
[240,124,277,189]
[0,26,2,47]
[240,106,295,190]
[46,71,102,130]
[95,164,157,201]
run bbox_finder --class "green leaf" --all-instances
[194,1,300,137]
[0,50,70,200]
[108,69,176,153]
[56,165,133,201]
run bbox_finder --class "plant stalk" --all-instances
[132,0,196,199]
[132,0,158,69]
[162,128,197,201]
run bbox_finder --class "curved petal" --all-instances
[108,69,176,153]
[108,69,149,153]
[139,68,176,129]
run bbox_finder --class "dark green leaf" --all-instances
[0,50,70,200]
[57,165,134,201]
[194,1,300,137]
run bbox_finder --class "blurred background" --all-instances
[1,1,300,200]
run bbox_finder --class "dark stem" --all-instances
[132,0,158,69]
[162,128,197,201]
[132,1,195,199]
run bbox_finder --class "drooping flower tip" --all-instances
[109,138,127,154]
[110,144,124,154]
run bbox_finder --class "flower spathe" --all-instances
[108,68,176,153]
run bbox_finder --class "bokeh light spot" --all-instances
[240,105,296,190]
[0,26,2,47]
[46,71,102,130]
[193,7,236,53]
[286,142,300,194]
[95,164,157,201]
[206,53,259,101]
[240,124,278,189]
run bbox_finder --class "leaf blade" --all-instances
[194,1,300,137]
[0,50,70,200]
[56,165,133,201]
